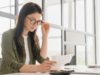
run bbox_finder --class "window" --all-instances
[86,0,95,65]
[75,0,95,65]
[0,0,15,58]
[0,0,15,14]
[63,1,75,29]
[45,0,61,56]
[75,0,86,65]
[63,0,95,65]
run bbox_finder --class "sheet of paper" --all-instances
[51,54,74,67]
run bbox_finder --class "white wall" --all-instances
[95,0,100,64]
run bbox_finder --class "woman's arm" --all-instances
[19,60,56,73]
[40,22,50,58]
[0,31,24,74]
[19,64,38,73]
[40,35,48,58]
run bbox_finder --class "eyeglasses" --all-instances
[26,16,43,26]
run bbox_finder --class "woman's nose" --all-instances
[32,24,38,28]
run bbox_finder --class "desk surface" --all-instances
[5,65,100,75]
[6,72,50,75]
[65,65,100,74]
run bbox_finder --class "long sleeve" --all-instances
[35,47,45,63]
[0,31,24,74]
[34,35,45,63]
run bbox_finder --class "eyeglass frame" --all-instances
[26,16,43,26]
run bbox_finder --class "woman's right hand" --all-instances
[37,60,56,72]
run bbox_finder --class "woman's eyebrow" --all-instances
[31,17,36,20]
[28,16,42,21]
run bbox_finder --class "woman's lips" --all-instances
[31,27,34,29]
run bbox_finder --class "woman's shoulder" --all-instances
[3,29,14,35]
[2,29,15,39]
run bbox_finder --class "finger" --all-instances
[41,67,51,73]
[43,61,56,66]
[44,24,49,29]
[44,61,53,65]
[50,61,57,63]
[46,60,57,64]
[44,66,51,71]
[43,63,51,68]
[42,23,49,28]
[43,60,50,63]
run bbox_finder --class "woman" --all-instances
[0,2,55,74]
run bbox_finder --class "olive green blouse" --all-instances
[0,29,45,74]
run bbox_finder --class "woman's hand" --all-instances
[41,22,50,38]
[37,60,56,72]
[40,21,50,58]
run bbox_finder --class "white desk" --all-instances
[5,72,50,75]
[5,65,100,75]
[65,65,100,75]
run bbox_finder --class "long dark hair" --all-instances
[14,2,42,60]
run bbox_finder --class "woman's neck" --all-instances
[22,29,29,36]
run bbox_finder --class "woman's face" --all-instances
[24,12,42,32]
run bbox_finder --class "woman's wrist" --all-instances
[36,65,42,72]
[31,65,39,72]
[19,64,38,73]
[31,65,41,72]
[42,35,48,40]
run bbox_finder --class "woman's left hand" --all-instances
[41,22,50,38]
